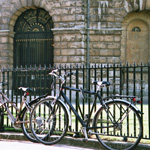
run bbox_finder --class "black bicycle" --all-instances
[30,69,143,150]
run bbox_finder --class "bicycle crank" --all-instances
[82,127,88,142]
[88,130,105,135]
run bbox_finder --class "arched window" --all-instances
[132,27,141,32]
[14,8,54,67]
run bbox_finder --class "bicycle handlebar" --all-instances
[49,70,65,83]
[49,70,75,83]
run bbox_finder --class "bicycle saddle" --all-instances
[92,81,111,87]
[18,87,33,93]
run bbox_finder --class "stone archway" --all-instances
[126,19,149,64]
[14,8,54,67]
[6,0,54,68]
[121,11,150,64]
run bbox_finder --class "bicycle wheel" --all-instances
[93,100,143,150]
[21,100,38,142]
[30,98,68,145]
[21,100,53,142]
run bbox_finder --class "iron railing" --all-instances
[0,63,150,140]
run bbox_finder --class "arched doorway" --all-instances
[13,8,54,94]
[127,20,149,64]
[14,8,54,67]
[121,11,150,64]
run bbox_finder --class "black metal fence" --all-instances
[0,63,150,140]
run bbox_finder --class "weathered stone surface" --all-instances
[54,56,68,63]
[0,37,8,43]
[61,49,76,56]
[61,35,76,42]
[54,49,61,56]
[68,56,85,63]
[1,0,150,67]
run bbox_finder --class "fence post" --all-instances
[148,61,150,138]
[0,67,5,131]
[75,64,79,136]
[0,108,4,131]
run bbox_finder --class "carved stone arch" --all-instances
[14,8,54,67]
[9,0,54,32]
[7,0,54,67]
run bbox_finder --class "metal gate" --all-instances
[14,8,54,67]
[14,32,53,67]
[13,8,54,94]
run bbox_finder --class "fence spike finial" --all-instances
[44,64,46,70]
[141,61,143,66]
[126,61,129,66]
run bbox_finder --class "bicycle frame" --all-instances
[59,85,103,130]
[0,91,31,125]
[57,85,142,132]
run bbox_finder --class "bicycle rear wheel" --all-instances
[30,98,68,145]
[93,100,143,150]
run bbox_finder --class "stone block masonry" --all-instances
[0,0,150,68]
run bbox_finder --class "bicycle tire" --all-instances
[30,98,68,145]
[21,100,38,142]
[93,99,143,150]
[21,100,54,142]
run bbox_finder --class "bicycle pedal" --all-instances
[82,139,88,142]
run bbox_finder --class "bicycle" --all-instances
[0,83,51,142]
[30,69,143,150]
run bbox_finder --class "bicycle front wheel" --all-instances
[93,100,143,150]
[30,98,68,145]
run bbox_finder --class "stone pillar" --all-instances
[50,0,85,67]
[52,28,86,67]
[0,30,14,68]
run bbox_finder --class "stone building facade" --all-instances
[0,0,150,68]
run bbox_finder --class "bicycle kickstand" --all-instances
[82,127,88,142]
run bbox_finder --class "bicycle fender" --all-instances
[43,95,57,100]
[92,99,143,126]
[104,99,143,115]
[112,99,143,115]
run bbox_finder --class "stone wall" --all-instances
[51,0,85,67]
[0,0,150,68]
